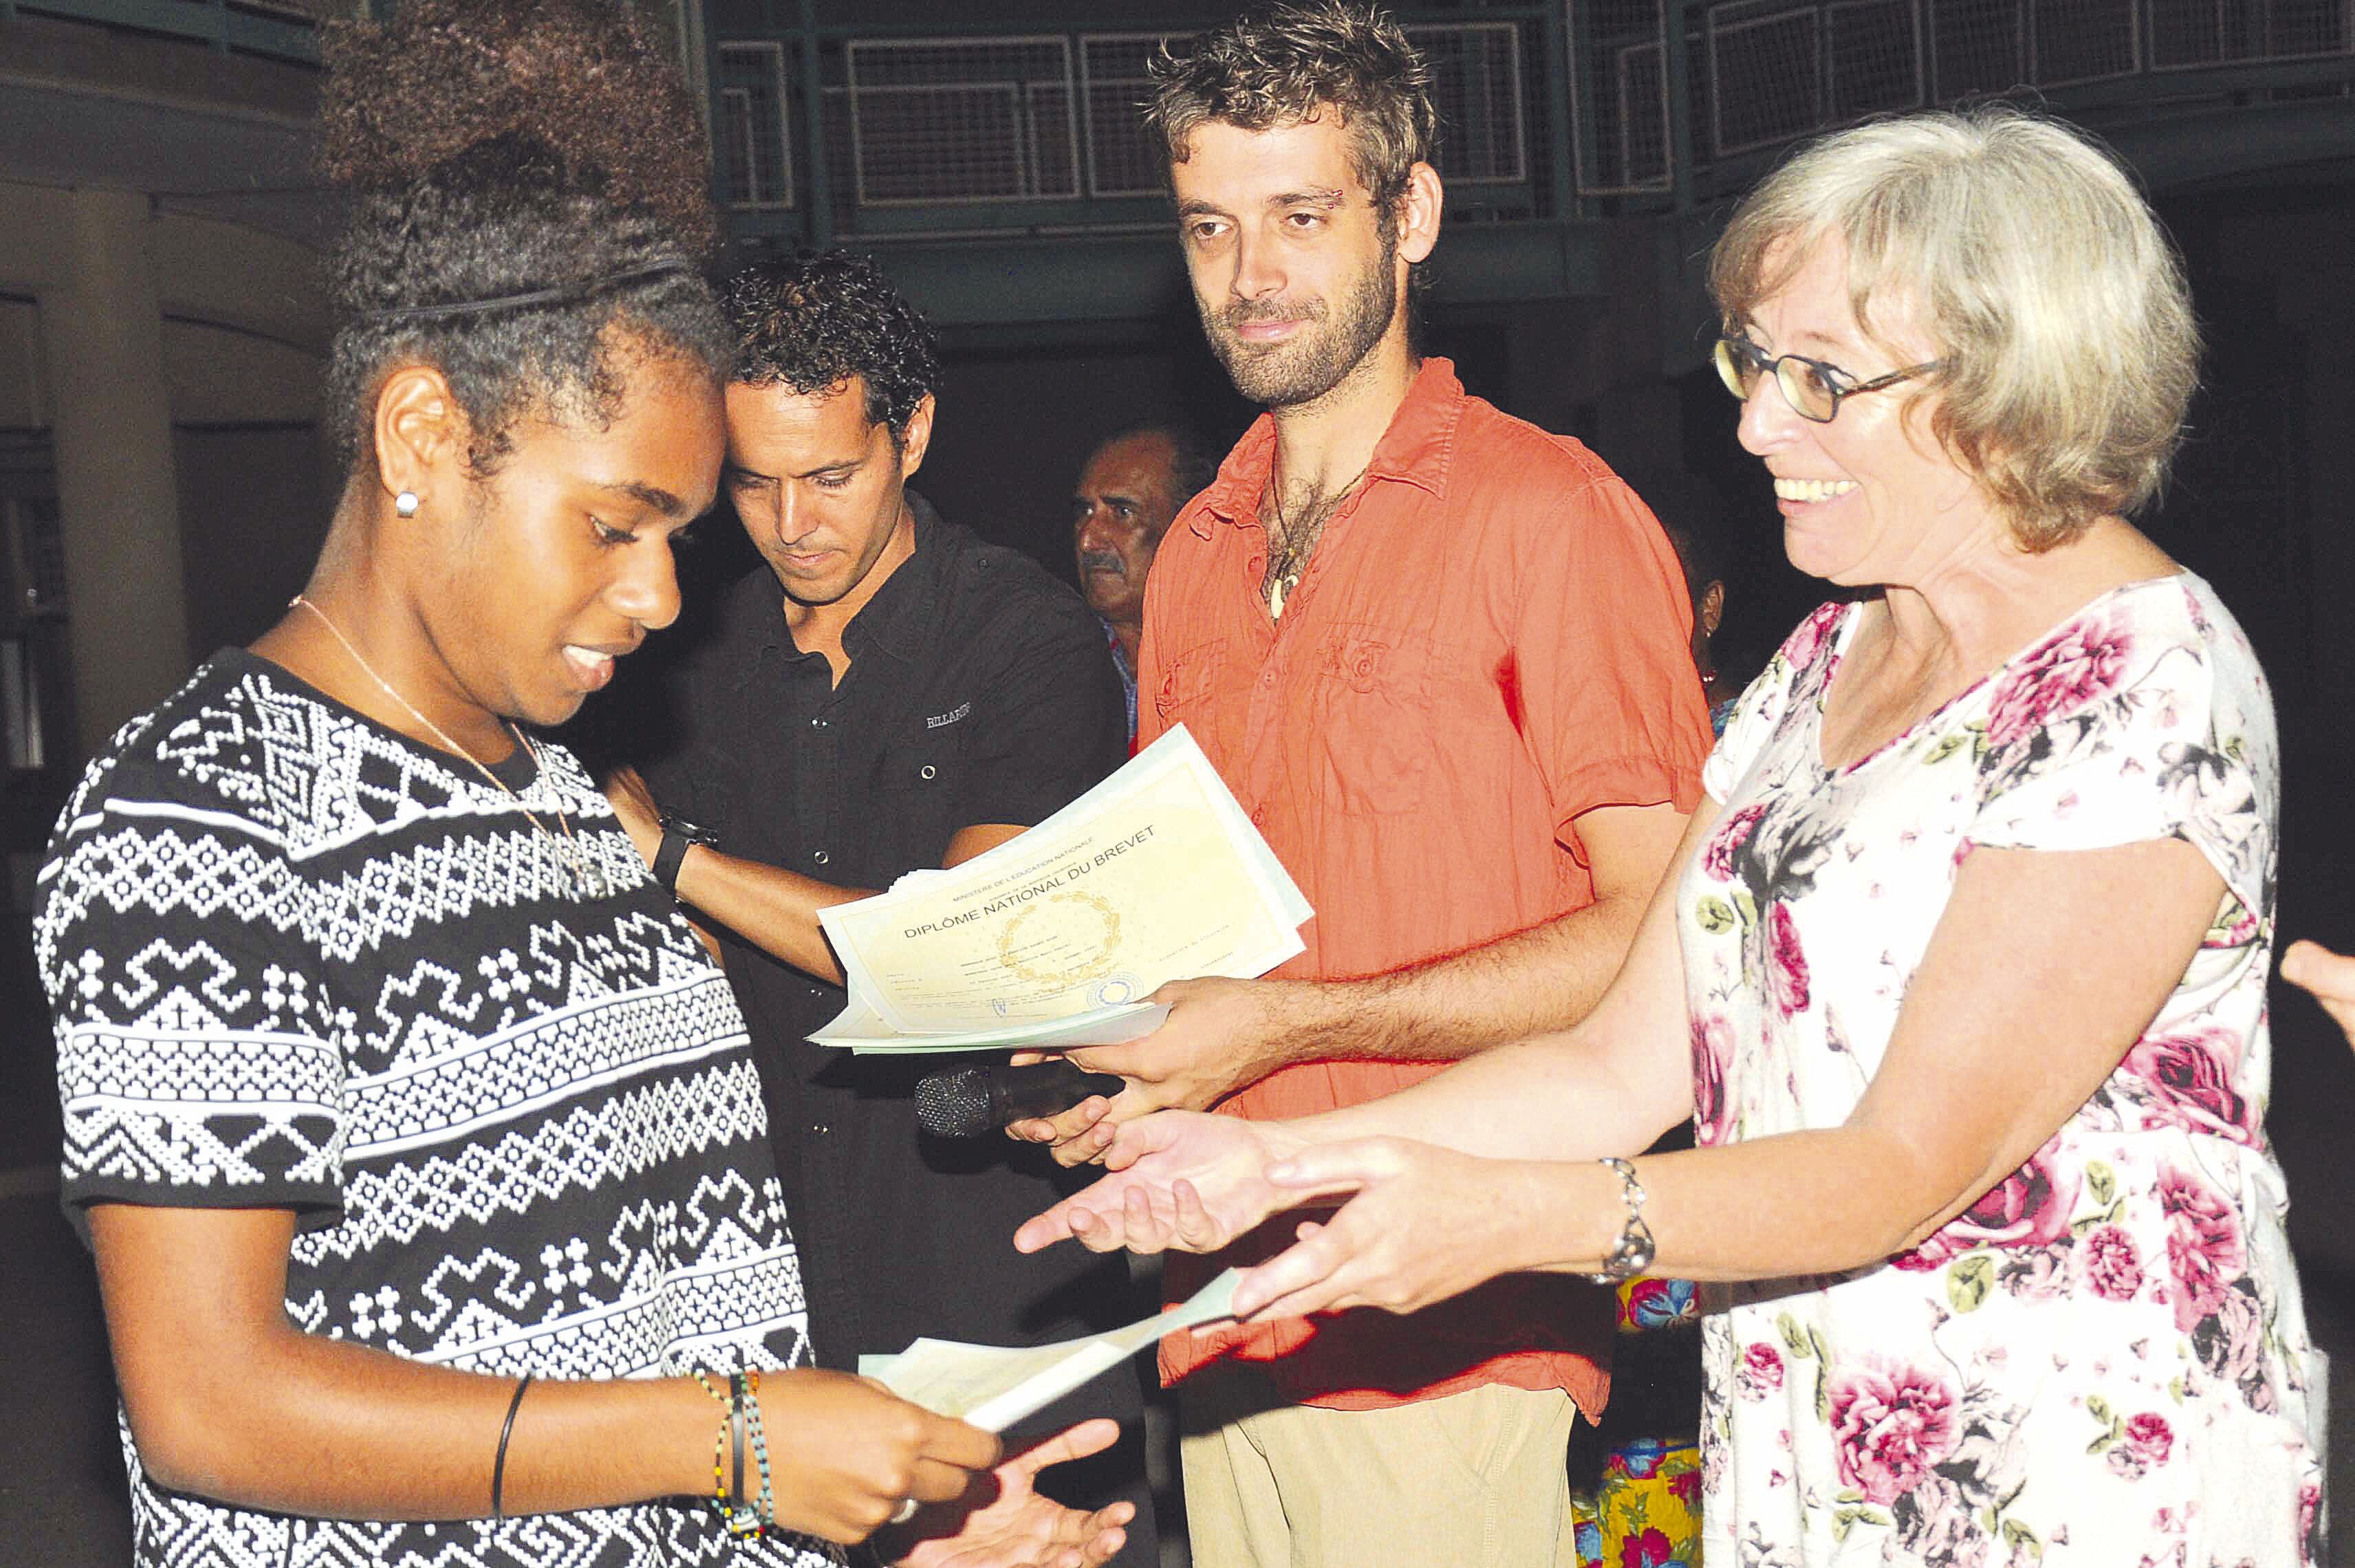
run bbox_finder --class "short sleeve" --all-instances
[1703,602,1846,804]
[1967,594,2273,923]
[38,769,345,1237]
[1510,470,1714,857]
[956,589,1129,829]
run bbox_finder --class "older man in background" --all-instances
[1071,425,1213,742]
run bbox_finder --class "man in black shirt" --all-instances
[610,251,1144,1560]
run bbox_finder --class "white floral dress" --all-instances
[1683,574,2323,1567]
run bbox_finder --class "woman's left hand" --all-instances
[882,1419,1133,1568]
[1228,1138,1554,1322]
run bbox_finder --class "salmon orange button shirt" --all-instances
[1140,359,1714,1411]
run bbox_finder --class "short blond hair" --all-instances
[1709,107,2197,550]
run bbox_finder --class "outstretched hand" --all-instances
[1012,1111,1308,1256]
[1224,1139,1553,1323]
[884,1419,1134,1568]
[2283,939,2355,1050]
[1005,978,1303,1166]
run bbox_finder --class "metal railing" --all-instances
[708,11,1573,239]
[7,0,328,64]
[16,0,2345,229]
[1585,0,2353,199]
[706,0,2349,238]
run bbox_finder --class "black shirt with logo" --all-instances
[642,494,1133,1373]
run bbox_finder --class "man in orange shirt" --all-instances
[1008,6,1713,1562]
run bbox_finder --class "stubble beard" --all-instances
[1202,230,1402,411]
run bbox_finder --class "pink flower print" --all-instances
[1766,902,1811,1019]
[2201,1283,2268,1395]
[1779,602,1843,675]
[1703,801,1769,881]
[2078,1223,2145,1300]
[1735,1341,1785,1401]
[1893,1477,1986,1568]
[1893,1137,2076,1270]
[2159,1164,2246,1332]
[1691,1014,1731,1146]
[2125,1413,2172,1466]
[2106,1411,2175,1481]
[1668,1469,1700,1505]
[1619,1529,1677,1568]
[1827,1358,1961,1505]
[1984,612,2134,752]
[2124,1028,2255,1143]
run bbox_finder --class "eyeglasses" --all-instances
[1712,336,1945,424]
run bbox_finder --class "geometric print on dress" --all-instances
[353,913,726,1065]
[354,979,748,1148]
[47,655,840,1568]
[294,1056,773,1257]
[57,1025,343,1193]
[303,1197,809,1380]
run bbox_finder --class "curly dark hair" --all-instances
[719,250,940,443]
[1144,3,1439,213]
[318,0,728,472]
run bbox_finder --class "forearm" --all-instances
[671,844,869,985]
[1511,1124,1951,1285]
[1263,895,1647,1071]
[127,1328,714,1521]
[1298,1022,1686,1162]
[1283,858,1697,1160]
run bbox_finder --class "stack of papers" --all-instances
[812,727,1311,1053]
[859,1270,1242,1432]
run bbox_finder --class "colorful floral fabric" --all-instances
[1572,1437,1704,1567]
[1682,576,2322,1565]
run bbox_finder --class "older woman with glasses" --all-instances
[1018,107,2323,1565]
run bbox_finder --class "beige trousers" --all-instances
[1178,1367,1580,1568]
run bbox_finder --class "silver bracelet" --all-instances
[1585,1156,1656,1285]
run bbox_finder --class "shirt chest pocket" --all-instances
[1305,623,1460,818]
[1153,637,1251,759]
[871,719,968,850]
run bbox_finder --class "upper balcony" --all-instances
[8,0,2351,339]
[694,0,2354,334]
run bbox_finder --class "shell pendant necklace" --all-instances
[289,595,606,900]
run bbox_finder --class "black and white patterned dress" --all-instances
[37,649,840,1568]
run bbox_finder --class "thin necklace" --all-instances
[288,595,605,899]
[1263,457,1371,619]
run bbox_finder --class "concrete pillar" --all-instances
[36,188,189,756]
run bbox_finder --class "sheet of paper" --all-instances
[859,1270,1242,1433]
[809,996,1171,1055]
[814,727,1310,1045]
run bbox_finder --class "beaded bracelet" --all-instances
[691,1369,763,1538]
[741,1368,774,1531]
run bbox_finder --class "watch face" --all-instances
[660,815,719,845]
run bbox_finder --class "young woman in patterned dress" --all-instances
[1019,107,2323,1566]
[36,4,1127,1567]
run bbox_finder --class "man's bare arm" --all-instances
[605,765,1020,984]
[1010,799,1689,1163]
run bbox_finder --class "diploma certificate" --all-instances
[811,726,1311,1052]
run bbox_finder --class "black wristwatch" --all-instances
[653,814,720,897]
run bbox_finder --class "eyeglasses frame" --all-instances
[1713,336,1946,424]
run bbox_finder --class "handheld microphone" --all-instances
[915,1060,1127,1138]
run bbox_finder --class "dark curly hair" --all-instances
[719,250,940,444]
[1144,3,1439,214]
[318,0,728,473]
